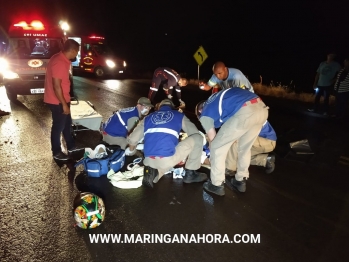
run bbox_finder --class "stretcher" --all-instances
[70,100,103,136]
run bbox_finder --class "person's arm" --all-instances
[52,77,69,114]
[127,119,145,150]
[148,87,157,102]
[199,82,214,91]
[127,116,140,134]
[198,116,216,148]
[199,74,220,91]
[206,127,217,146]
[181,115,199,136]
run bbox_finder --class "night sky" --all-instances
[0,0,348,91]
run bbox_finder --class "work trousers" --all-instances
[102,134,128,150]
[226,137,276,170]
[144,133,203,183]
[209,102,269,186]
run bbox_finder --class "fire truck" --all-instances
[68,36,126,78]
[0,19,68,101]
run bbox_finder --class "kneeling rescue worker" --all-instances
[127,99,207,188]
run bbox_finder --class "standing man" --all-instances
[333,57,349,119]
[225,121,277,175]
[44,39,80,161]
[101,97,153,149]
[148,67,188,107]
[127,99,207,188]
[195,88,268,196]
[199,61,254,94]
[308,52,341,116]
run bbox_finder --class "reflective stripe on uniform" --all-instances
[218,89,230,122]
[116,112,127,129]
[164,69,179,82]
[144,127,179,139]
[150,87,158,91]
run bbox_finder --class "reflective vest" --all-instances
[143,105,184,157]
[103,107,139,137]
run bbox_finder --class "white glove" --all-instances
[167,94,173,99]
[201,151,208,164]
[125,147,137,156]
[136,144,144,150]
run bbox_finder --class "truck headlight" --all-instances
[3,70,20,79]
[106,60,115,68]
[123,61,127,67]
[0,58,9,73]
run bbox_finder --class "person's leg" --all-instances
[235,107,268,180]
[323,86,331,113]
[225,142,238,171]
[183,133,203,170]
[47,104,66,155]
[335,92,342,117]
[62,104,75,150]
[143,133,205,185]
[250,137,276,166]
[143,134,202,172]
[209,118,245,186]
[102,134,127,149]
[336,92,349,118]
[314,86,324,111]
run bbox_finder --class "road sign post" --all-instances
[193,46,208,83]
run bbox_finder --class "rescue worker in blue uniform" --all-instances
[148,67,188,107]
[199,61,254,94]
[101,97,153,150]
[195,87,269,196]
[127,99,207,188]
[225,121,277,175]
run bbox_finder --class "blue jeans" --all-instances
[47,103,75,155]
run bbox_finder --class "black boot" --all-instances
[142,166,158,188]
[203,180,225,196]
[231,177,247,192]
[265,153,275,174]
[183,169,208,183]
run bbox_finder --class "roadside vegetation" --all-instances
[188,78,335,105]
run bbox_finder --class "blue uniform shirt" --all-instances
[259,121,277,141]
[143,105,184,157]
[103,107,139,137]
[200,88,258,128]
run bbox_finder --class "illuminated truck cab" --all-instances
[0,20,68,101]
[69,36,126,78]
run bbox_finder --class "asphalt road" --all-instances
[0,75,348,262]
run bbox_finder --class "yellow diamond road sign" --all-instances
[193,46,208,66]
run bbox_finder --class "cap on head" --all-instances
[137,97,154,108]
[159,99,175,109]
[195,100,206,118]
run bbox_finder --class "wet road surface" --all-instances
[0,76,349,262]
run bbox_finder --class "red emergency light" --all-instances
[13,20,45,30]
[88,36,105,40]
